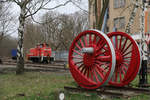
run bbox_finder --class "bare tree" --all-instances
[40,11,88,50]
[0,3,13,62]
[1,0,80,74]
[25,10,88,51]
[22,0,89,52]
[0,3,15,43]
[0,36,17,57]
[71,11,89,34]
[39,11,61,50]
[89,0,109,30]
[0,3,4,42]
[24,18,45,55]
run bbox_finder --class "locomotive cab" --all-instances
[27,43,54,63]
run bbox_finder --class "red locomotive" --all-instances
[27,43,54,63]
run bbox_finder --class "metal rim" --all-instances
[69,29,116,89]
[107,31,141,86]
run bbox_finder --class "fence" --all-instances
[52,51,68,62]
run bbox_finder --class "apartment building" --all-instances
[108,0,150,34]
[89,0,150,35]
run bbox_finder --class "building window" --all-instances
[106,26,109,32]
[148,0,150,5]
[114,0,125,8]
[144,0,150,4]
[114,17,125,29]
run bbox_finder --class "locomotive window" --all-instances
[46,44,49,47]
[40,44,43,48]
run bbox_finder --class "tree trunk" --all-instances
[88,0,109,30]
[97,0,109,30]
[16,6,26,75]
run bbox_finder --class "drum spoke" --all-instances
[87,67,90,78]
[93,69,100,82]
[123,56,131,59]
[75,43,82,51]
[78,64,84,70]
[119,69,122,82]
[123,50,132,57]
[89,67,94,81]
[119,36,123,50]
[96,55,111,62]
[122,42,132,53]
[72,55,83,59]
[83,68,87,75]
[121,66,126,76]
[114,68,118,82]
[79,38,84,48]
[75,61,83,65]
[122,65,128,71]
[95,64,107,73]
[89,34,92,44]
[97,41,106,51]
[81,67,86,74]
[96,48,108,56]
[115,36,118,50]
[121,38,128,52]
[84,35,88,46]
[93,34,97,44]
[73,49,83,57]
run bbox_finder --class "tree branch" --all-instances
[70,1,88,14]
[42,0,71,10]
[25,0,45,18]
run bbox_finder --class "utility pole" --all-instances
[139,0,148,87]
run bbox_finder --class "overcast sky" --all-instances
[52,0,88,14]
[10,0,88,37]
[12,0,88,17]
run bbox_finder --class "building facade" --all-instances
[108,0,150,34]
[89,0,150,35]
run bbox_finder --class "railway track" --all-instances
[0,63,69,72]
[0,57,150,73]
[0,57,69,72]
[64,86,150,98]
[64,86,124,98]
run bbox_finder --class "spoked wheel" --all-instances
[107,32,141,86]
[69,29,116,89]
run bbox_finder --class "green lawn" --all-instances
[0,71,74,100]
[0,71,150,100]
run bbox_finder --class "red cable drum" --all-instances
[107,32,141,86]
[69,30,116,89]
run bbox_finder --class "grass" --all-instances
[0,70,150,100]
[0,71,74,100]
[131,74,150,87]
